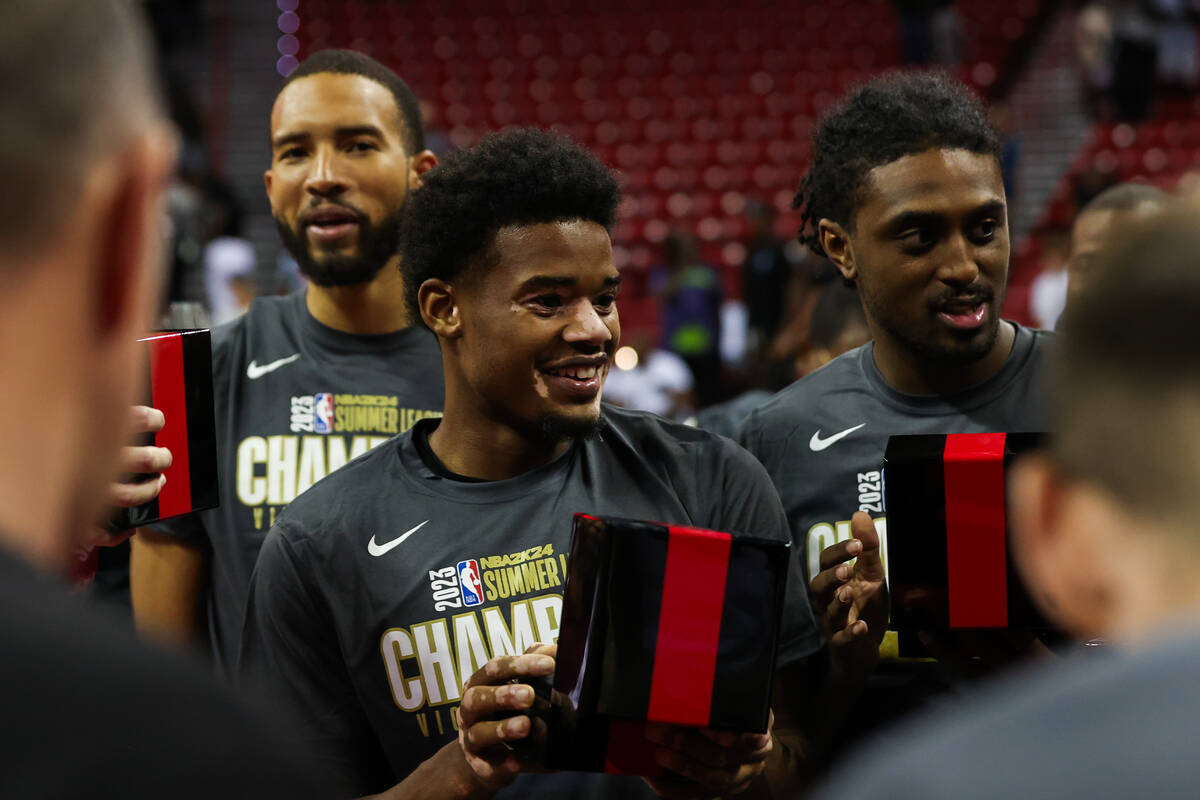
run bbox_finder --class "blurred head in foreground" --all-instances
[0,0,175,568]
[1012,203,1200,643]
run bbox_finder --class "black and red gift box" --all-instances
[883,432,1052,631]
[107,329,218,531]
[546,514,789,776]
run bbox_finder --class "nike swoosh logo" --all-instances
[367,520,429,557]
[246,354,301,379]
[809,423,866,452]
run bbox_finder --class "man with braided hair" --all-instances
[739,71,1053,747]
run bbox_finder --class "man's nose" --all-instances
[938,233,981,287]
[563,299,615,348]
[304,148,350,198]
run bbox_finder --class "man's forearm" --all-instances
[363,741,500,800]
[129,527,208,647]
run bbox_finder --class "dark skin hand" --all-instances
[457,644,556,791]
[810,511,888,681]
[457,643,785,799]
[643,716,774,799]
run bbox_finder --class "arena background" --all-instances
[148,0,1200,406]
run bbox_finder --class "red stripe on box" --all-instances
[943,433,1008,628]
[603,720,662,777]
[148,334,191,517]
[647,525,731,727]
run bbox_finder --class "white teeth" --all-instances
[547,365,599,380]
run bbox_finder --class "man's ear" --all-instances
[91,128,177,341]
[418,278,461,338]
[409,150,438,188]
[1010,453,1110,637]
[1009,453,1062,598]
[264,168,273,197]
[818,218,856,283]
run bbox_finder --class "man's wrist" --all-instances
[379,741,500,800]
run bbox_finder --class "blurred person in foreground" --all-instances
[131,49,445,675]
[739,72,1054,755]
[240,128,824,799]
[1065,181,1171,307]
[812,202,1200,800]
[0,0,322,795]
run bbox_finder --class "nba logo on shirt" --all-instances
[313,393,334,433]
[457,559,483,607]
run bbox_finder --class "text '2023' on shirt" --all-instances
[240,406,821,799]
[152,291,444,676]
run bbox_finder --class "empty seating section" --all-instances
[296,1,1044,335]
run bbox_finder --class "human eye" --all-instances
[593,292,618,313]
[348,139,378,154]
[529,293,565,315]
[898,227,937,254]
[278,146,307,161]
[969,218,1001,243]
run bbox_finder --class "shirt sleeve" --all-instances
[701,439,823,665]
[145,509,209,546]
[239,524,395,796]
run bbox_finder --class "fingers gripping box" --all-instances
[883,432,1053,632]
[546,514,789,776]
[106,329,219,531]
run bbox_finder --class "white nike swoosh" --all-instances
[809,423,866,452]
[367,520,429,557]
[246,354,301,379]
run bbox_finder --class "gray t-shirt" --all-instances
[811,632,1200,799]
[240,406,822,799]
[151,291,444,676]
[739,322,1053,583]
[738,322,1053,730]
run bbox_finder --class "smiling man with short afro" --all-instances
[399,127,621,327]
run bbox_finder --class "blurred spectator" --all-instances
[798,283,872,376]
[894,0,964,66]
[1077,1,1115,111]
[652,229,723,406]
[929,0,966,66]
[1028,229,1072,330]
[1150,0,1200,88]
[742,200,792,355]
[603,330,696,421]
[895,0,935,64]
[201,177,257,325]
[1111,0,1160,120]
[1066,182,1171,306]
[761,251,840,390]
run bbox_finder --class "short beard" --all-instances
[275,206,406,287]
[534,411,604,444]
[884,316,1001,366]
[861,284,1004,367]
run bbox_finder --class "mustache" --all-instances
[930,285,993,311]
[297,201,367,227]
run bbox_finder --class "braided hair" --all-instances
[793,71,1001,256]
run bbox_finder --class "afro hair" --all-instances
[399,127,622,327]
[793,71,1001,256]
